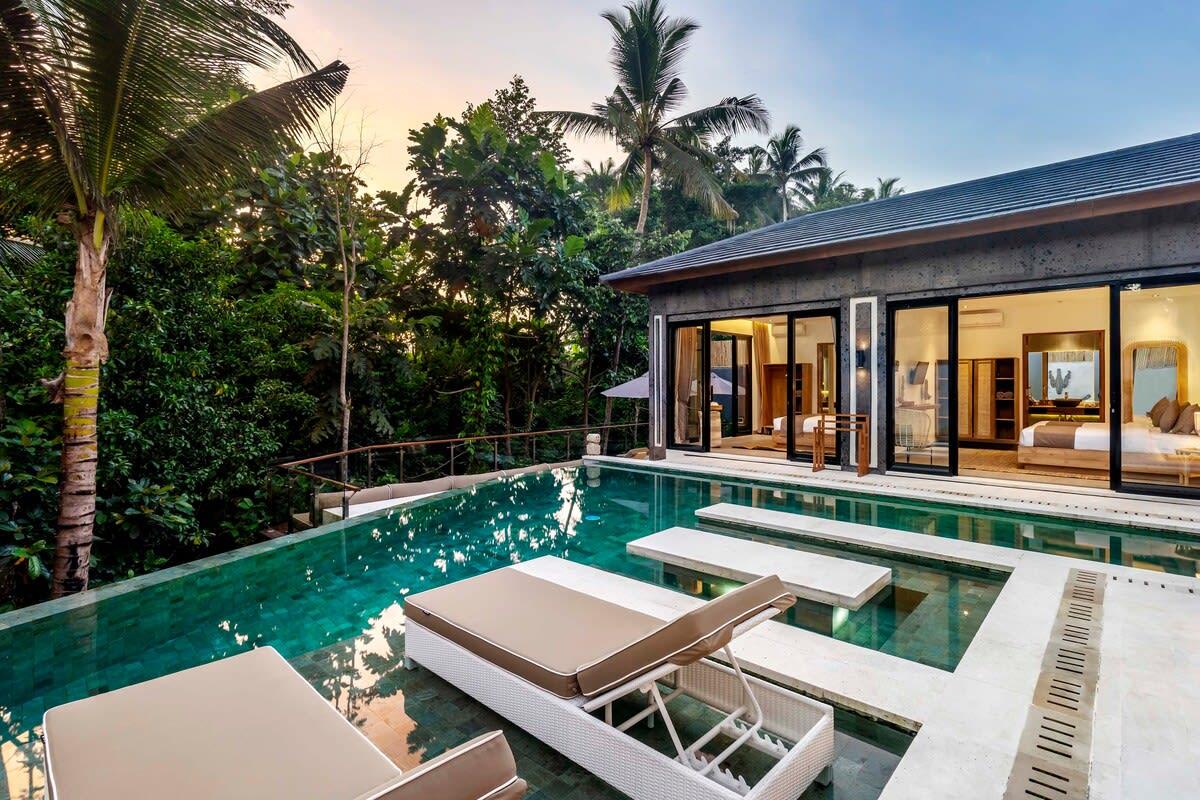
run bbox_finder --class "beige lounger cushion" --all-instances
[405,568,796,700]
[405,569,663,698]
[576,574,796,696]
[364,730,526,800]
[42,647,400,800]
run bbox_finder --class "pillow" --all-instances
[1170,403,1197,435]
[1158,399,1182,431]
[1148,396,1171,426]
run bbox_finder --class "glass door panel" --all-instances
[890,304,954,473]
[669,323,706,449]
[1118,281,1200,493]
[735,336,752,435]
[788,313,839,463]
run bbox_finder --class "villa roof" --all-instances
[603,131,1200,292]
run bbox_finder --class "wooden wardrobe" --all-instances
[959,358,1018,444]
[761,363,813,426]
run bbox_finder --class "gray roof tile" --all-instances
[604,131,1200,286]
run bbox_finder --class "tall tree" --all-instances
[540,0,769,233]
[753,126,826,221]
[798,169,860,213]
[0,0,346,596]
[873,176,905,199]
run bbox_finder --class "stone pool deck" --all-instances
[667,503,1198,800]
[586,453,1200,535]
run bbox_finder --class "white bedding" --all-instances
[1020,421,1199,454]
[773,415,834,433]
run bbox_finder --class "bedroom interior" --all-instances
[669,313,840,460]
[959,287,1111,486]
[890,282,1200,488]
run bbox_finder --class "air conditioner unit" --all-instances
[960,309,1004,328]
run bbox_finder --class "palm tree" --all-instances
[743,148,766,179]
[580,158,635,210]
[0,0,347,596]
[798,169,855,212]
[754,126,826,221]
[874,176,904,199]
[540,0,769,233]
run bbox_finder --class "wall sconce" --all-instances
[855,348,868,370]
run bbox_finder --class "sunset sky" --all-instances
[279,1,1200,194]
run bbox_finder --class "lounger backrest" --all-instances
[575,575,796,697]
[358,730,526,800]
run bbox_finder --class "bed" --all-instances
[1018,419,1200,477]
[771,415,838,454]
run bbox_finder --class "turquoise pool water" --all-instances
[1,463,1196,799]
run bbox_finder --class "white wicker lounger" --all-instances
[404,563,835,800]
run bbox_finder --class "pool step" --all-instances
[627,527,891,610]
[694,503,1015,572]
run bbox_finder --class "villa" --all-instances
[604,131,1200,501]
[4,134,1200,800]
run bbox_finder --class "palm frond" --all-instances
[668,95,770,138]
[0,237,43,275]
[0,0,90,217]
[604,0,697,105]
[656,134,733,220]
[128,60,348,219]
[604,149,641,211]
[536,109,616,140]
[40,0,329,207]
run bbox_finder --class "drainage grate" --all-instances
[1003,569,1104,800]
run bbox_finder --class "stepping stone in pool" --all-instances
[627,527,892,610]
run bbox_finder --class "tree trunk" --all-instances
[636,149,653,234]
[601,316,626,454]
[781,180,789,221]
[338,262,351,483]
[53,231,110,597]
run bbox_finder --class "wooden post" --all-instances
[812,416,825,472]
[858,417,870,477]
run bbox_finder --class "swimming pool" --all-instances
[1,463,1195,799]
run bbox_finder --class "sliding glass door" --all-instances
[1114,279,1200,497]
[888,301,957,474]
[710,331,752,438]
[787,310,841,463]
[667,321,708,451]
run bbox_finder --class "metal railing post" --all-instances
[493,441,499,470]
[399,449,404,483]
[286,473,296,534]
[341,491,350,522]
[366,450,374,487]
[310,479,319,530]
[449,442,456,476]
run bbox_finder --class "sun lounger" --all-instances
[42,647,526,800]
[404,565,835,800]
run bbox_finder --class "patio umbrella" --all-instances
[602,372,649,399]
[601,371,743,399]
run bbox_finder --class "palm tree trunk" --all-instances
[53,231,110,597]
[781,181,789,221]
[600,316,626,454]
[636,149,652,234]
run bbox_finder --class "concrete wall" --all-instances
[645,201,1200,463]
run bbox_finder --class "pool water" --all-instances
[1,463,1195,799]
